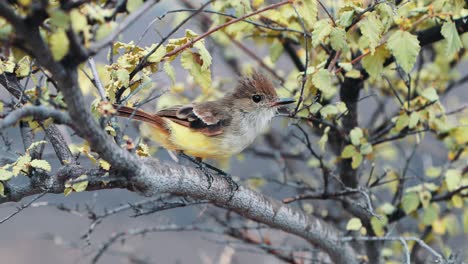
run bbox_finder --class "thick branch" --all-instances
[0,105,72,130]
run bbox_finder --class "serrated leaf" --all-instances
[341,145,357,158]
[360,12,383,54]
[27,140,47,153]
[445,169,461,192]
[49,29,70,61]
[164,62,176,85]
[30,159,51,172]
[0,168,14,181]
[295,0,318,30]
[346,217,362,231]
[330,27,347,51]
[193,41,212,71]
[362,46,391,78]
[351,154,363,169]
[350,127,363,146]
[13,155,31,175]
[312,69,335,98]
[402,192,420,214]
[387,30,420,73]
[312,20,333,47]
[441,21,463,56]
[180,50,212,91]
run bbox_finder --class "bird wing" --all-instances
[156,102,231,137]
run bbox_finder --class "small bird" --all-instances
[114,72,295,161]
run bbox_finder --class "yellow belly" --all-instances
[144,118,231,159]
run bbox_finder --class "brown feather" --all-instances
[113,105,170,135]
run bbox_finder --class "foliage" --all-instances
[0,0,467,263]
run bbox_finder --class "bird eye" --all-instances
[252,94,262,103]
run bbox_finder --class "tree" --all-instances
[0,0,467,263]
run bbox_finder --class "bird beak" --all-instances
[270,98,296,107]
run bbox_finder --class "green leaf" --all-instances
[164,62,176,85]
[26,140,47,153]
[402,192,420,214]
[425,166,442,178]
[445,169,461,192]
[126,0,144,12]
[387,30,420,73]
[320,105,338,118]
[371,216,388,237]
[146,44,166,64]
[420,87,438,102]
[350,127,363,146]
[362,46,391,79]
[351,154,363,169]
[341,145,357,158]
[394,113,410,132]
[379,203,396,215]
[0,168,15,181]
[359,12,383,54]
[70,9,87,33]
[312,20,333,47]
[360,143,373,155]
[312,69,336,99]
[422,203,439,225]
[330,27,347,51]
[338,10,354,28]
[15,56,31,77]
[295,0,318,30]
[30,159,52,172]
[49,29,70,61]
[13,155,31,175]
[441,21,463,56]
[408,111,420,129]
[346,217,362,231]
[193,41,212,71]
[269,39,284,63]
[180,50,212,91]
[72,175,88,192]
[0,182,4,197]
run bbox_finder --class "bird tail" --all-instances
[113,104,167,130]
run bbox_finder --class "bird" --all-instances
[114,72,295,161]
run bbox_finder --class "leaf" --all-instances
[72,175,88,192]
[422,203,439,226]
[15,56,31,77]
[269,39,284,63]
[70,9,87,33]
[359,12,383,54]
[420,87,438,102]
[0,182,4,197]
[312,69,336,98]
[341,145,357,158]
[318,126,330,152]
[338,10,354,28]
[408,111,420,129]
[402,192,420,214]
[146,44,166,64]
[441,21,463,56]
[360,143,373,155]
[12,155,31,175]
[371,216,388,237]
[320,105,338,118]
[425,166,442,178]
[164,62,176,85]
[180,50,212,91]
[193,41,212,71]
[379,203,395,215]
[49,29,70,61]
[312,20,333,47]
[96,22,117,41]
[99,160,111,171]
[362,46,391,79]
[346,217,362,231]
[295,0,318,30]
[445,169,461,192]
[126,0,144,12]
[394,113,409,132]
[387,30,420,73]
[26,140,47,153]
[30,159,52,172]
[330,27,347,51]
[350,127,363,146]
[0,101,3,113]
[0,168,14,181]
[351,154,363,169]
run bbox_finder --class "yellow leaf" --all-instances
[63,187,73,196]
[72,175,88,192]
[99,160,111,171]
[346,217,362,231]
[49,29,70,61]
[401,192,420,214]
[126,0,144,12]
[0,169,14,181]
[445,169,461,192]
[0,182,4,197]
